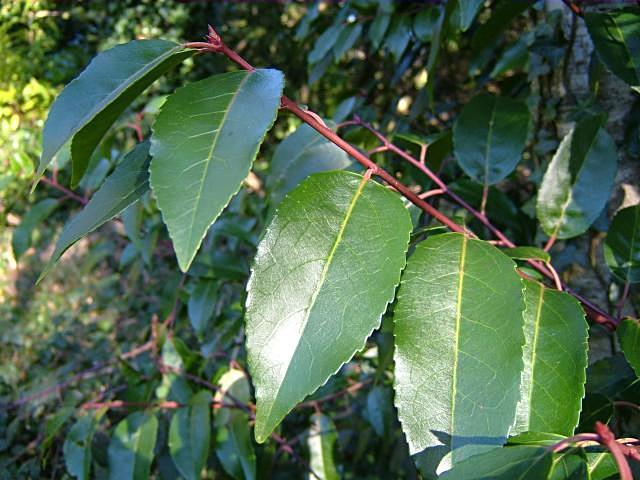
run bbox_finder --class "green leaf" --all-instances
[503,247,550,263]
[456,0,484,32]
[307,413,340,480]
[39,142,151,282]
[384,16,412,61]
[364,386,393,437]
[108,411,158,480]
[393,233,525,465]
[215,369,256,480]
[169,391,212,480]
[64,415,97,480]
[508,432,567,447]
[309,23,346,65]
[604,205,640,283]
[369,10,392,49]
[187,279,218,336]
[149,69,283,271]
[333,23,362,61]
[513,280,588,436]
[439,446,553,480]
[618,318,640,376]
[267,124,351,207]
[585,9,640,89]
[537,116,618,239]
[156,337,192,403]
[413,7,442,42]
[12,198,58,261]
[246,171,412,443]
[37,40,193,187]
[587,451,618,480]
[45,406,75,451]
[548,452,588,480]
[453,93,530,187]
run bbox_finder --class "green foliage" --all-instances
[108,411,158,480]
[604,205,640,283]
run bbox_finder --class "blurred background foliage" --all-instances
[1,0,638,478]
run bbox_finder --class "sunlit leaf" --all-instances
[108,411,158,480]
[308,413,340,480]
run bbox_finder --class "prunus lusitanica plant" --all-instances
[13,1,640,478]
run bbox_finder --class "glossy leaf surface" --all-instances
[585,9,640,90]
[150,69,283,271]
[514,280,588,436]
[39,142,150,281]
[393,233,525,463]
[604,205,640,283]
[537,116,617,239]
[618,318,640,376]
[308,413,339,480]
[453,94,530,187]
[108,411,158,480]
[169,391,212,480]
[246,171,412,442]
[38,40,192,186]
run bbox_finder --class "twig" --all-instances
[39,176,87,205]
[595,422,633,480]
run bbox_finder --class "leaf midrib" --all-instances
[625,208,639,280]
[483,98,497,187]
[609,13,640,83]
[526,283,545,428]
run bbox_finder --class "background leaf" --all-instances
[246,171,412,442]
[108,411,158,480]
[12,198,57,261]
[149,69,283,271]
[604,205,640,283]
[618,318,640,376]
[37,40,192,186]
[307,413,340,480]
[63,415,97,480]
[456,0,484,32]
[537,116,617,239]
[513,280,588,436]
[393,233,525,465]
[187,279,218,336]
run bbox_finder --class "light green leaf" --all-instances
[453,93,530,187]
[537,115,617,239]
[604,205,640,283]
[393,233,525,464]
[246,171,412,442]
[37,40,193,187]
[503,247,551,263]
[169,391,212,480]
[585,9,640,89]
[108,411,158,480]
[187,279,218,336]
[587,451,618,480]
[439,446,553,480]
[508,432,567,446]
[215,369,256,480]
[307,413,340,480]
[548,452,588,480]
[618,318,640,376]
[149,69,283,271]
[267,124,351,207]
[39,142,150,282]
[64,415,96,480]
[12,198,58,261]
[456,0,484,32]
[514,280,588,436]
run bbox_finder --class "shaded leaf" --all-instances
[414,7,443,42]
[187,279,218,336]
[503,247,550,263]
[309,23,345,65]
[149,69,283,271]
[64,415,97,480]
[393,233,525,464]
[604,205,640,283]
[12,198,58,261]
[308,413,339,480]
[169,390,212,480]
[508,432,566,446]
[453,93,530,187]
[37,40,192,186]
[364,386,393,437]
[439,446,553,480]
[548,452,588,480]
[246,171,412,442]
[513,280,588,436]
[39,141,151,281]
[537,116,617,239]
[587,451,618,480]
[456,0,484,32]
[369,10,391,49]
[333,23,362,61]
[108,411,158,480]
[585,9,640,90]
[384,16,412,61]
[618,318,640,377]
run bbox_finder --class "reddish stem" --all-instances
[544,233,557,252]
[40,176,87,205]
[595,422,633,480]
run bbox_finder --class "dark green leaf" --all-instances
[309,23,346,65]
[471,1,531,53]
[187,279,218,336]
[37,40,193,186]
[439,446,553,480]
[149,69,283,271]
[503,247,550,263]
[215,369,256,480]
[12,198,58,261]
[513,280,588,436]
[537,116,617,239]
[369,10,391,49]
[267,124,351,207]
[414,7,442,42]
[508,432,566,446]
[577,394,613,433]
[64,415,97,480]
[548,452,588,480]
[364,386,393,437]
[384,16,412,61]
[585,9,640,90]
[456,0,484,32]
[307,413,339,480]
[108,411,158,480]
[618,318,640,376]
[587,451,618,480]
[45,406,75,451]
[39,141,151,282]
[394,233,525,464]
[604,205,640,283]
[169,391,212,480]
[453,94,530,187]
[246,171,412,442]
[333,23,362,61]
